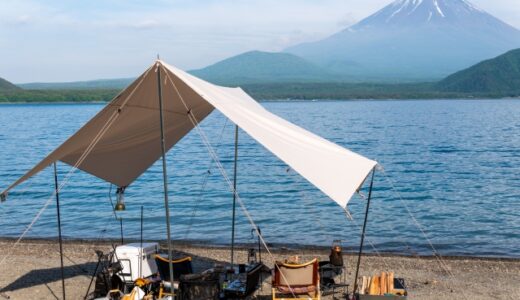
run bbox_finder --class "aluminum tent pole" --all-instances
[352,168,375,296]
[230,124,238,268]
[140,205,144,278]
[120,218,124,245]
[156,62,175,291]
[54,162,66,300]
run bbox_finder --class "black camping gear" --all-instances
[90,247,126,299]
[222,227,267,298]
[248,227,262,264]
[319,240,349,298]
[155,255,193,281]
[179,273,220,300]
[329,239,344,267]
[223,263,265,298]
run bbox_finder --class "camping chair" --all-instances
[154,255,193,298]
[272,258,321,300]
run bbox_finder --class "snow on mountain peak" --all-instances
[389,0,450,22]
[433,0,445,18]
[461,0,483,12]
[393,0,424,8]
[353,0,499,28]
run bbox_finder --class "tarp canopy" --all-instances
[1,61,377,207]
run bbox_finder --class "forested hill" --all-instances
[190,51,335,84]
[18,78,134,90]
[0,77,20,91]
[437,48,520,93]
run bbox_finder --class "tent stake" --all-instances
[231,124,238,268]
[54,162,66,300]
[156,62,175,292]
[353,169,375,296]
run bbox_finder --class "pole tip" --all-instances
[0,193,6,202]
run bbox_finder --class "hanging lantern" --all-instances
[115,187,126,211]
[330,239,343,266]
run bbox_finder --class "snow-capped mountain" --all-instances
[286,0,520,81]
[354,0,508,28]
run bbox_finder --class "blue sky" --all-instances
[2,0,519,82]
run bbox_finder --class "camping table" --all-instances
[320,265,349,299]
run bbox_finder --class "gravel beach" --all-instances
[0,239,518,300]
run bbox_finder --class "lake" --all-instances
[0,100,519,258]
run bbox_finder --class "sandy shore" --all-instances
[0,239,518,300]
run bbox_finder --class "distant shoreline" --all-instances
[1,97,520,105]
[2,80,520,103]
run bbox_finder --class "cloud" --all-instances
[133,20,162,30]
[473,0,520,29]
[273,30,330,51]
[10,14,32,25]
[337,12,359,28]
[1,0,519,82]
[92,19,166,30]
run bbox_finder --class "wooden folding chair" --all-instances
[272,258,321,300]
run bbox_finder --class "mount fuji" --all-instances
[285,0,520,81]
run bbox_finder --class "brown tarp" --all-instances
[2,62,214,192]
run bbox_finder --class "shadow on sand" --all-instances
[0,261,96,296]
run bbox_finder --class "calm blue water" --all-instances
[0,100,519,258]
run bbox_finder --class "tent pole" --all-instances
[120,218,124,245]
[54,162,66,300]
[140,205,144,279]
[231,124,238,268]
[352,169,375,297]
[156,62,175,292]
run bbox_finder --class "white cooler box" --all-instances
[113,242,159,282]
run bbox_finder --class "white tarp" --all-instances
[1,60,377,207]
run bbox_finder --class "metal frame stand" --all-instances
[231,125,238,268]
[54,162,66,300]
[156,61,176,295]
[352,169,376,297]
